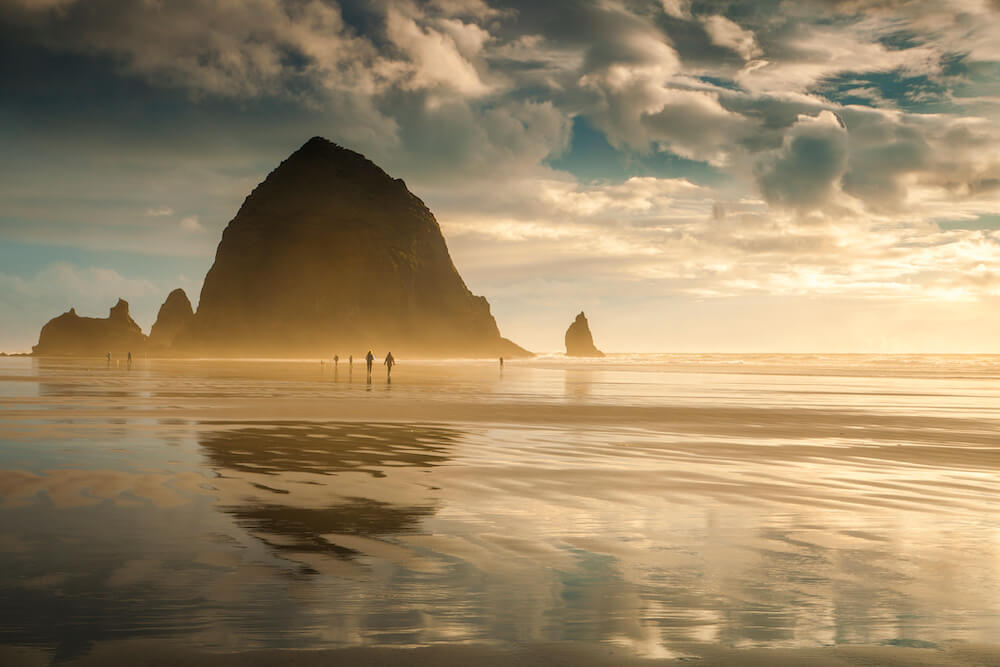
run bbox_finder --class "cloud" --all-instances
[179,216,204,232]
[145,206,173,217]
[384,7,491,98]
[638,88,753,165]
[1,0,394,100]
[659,0,690,19]
[701,15,761,61]
[755,110,849,210]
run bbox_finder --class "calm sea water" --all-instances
[1,354,999,659]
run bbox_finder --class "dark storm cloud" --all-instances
[756,111,849,210]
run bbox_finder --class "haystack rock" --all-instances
[33,299,147,356]
[149,288,194,348]
[565,311,604,357]
[182,136,529,358]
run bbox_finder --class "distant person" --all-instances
[106,352,111,368]
[334,354,339,369]
[365,350,374,377]
[384,351,395,381]
[127,352,132,370]
[499,356,504,369]
[349,354,353,380]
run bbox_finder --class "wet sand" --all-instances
[1,355,999,664]
[5,640,1000,666]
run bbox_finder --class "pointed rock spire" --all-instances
[565,311,604,357]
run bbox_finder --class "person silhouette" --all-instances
[349,354,353,380]
[334,354,339,369]
[127,351,132,370]
[365,350,375,378]
[106,352,111,368]
[499,356,504,369]
[384,351,395,381]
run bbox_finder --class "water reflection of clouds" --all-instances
[197,420,1000,655]
[1,396,999,658]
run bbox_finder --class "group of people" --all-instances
[326,350,395,381]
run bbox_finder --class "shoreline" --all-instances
[4,640,1000,667]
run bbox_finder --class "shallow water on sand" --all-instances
[1,355,999,660]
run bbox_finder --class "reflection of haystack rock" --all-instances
[182,136,529,358]
[200,423,453,561]
[32,299,146,357]
[565,311,604,357]
[148,288,194,348]
[199,422,456,476]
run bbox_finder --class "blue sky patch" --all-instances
[815,69,950,112]
[548,116,728,186]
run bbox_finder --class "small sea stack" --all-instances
[32,298,147,357]
[149,288,195,349]
[564,311,604,357]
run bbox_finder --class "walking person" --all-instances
[106,352,111,368]
[365,350,375,381]
[384,351,395,382]
[127,351,132,370]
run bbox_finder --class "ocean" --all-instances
[0,354,998,662]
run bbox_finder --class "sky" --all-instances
[3,0,1000,353]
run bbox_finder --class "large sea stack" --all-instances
[149,288,195,349]
[182,137,528,358]
[33,299,147,357]
[565,311,604,357]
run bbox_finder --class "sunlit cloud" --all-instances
[179,215,204,232]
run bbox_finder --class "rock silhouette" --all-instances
[29,137,532,358]
[32,299,147,357]
[565,311,604,357]
[181,136,529,358]
[149,289,194,348]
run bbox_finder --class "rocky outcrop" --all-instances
[149,288,194,348]
[565,311,604,357]
[32,299,147,357]
[30,137,532,359]
[182,136,530,358]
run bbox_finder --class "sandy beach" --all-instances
[1,355,999,665]
[5,639,1000,666]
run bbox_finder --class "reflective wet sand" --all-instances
[1,355,999,664]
